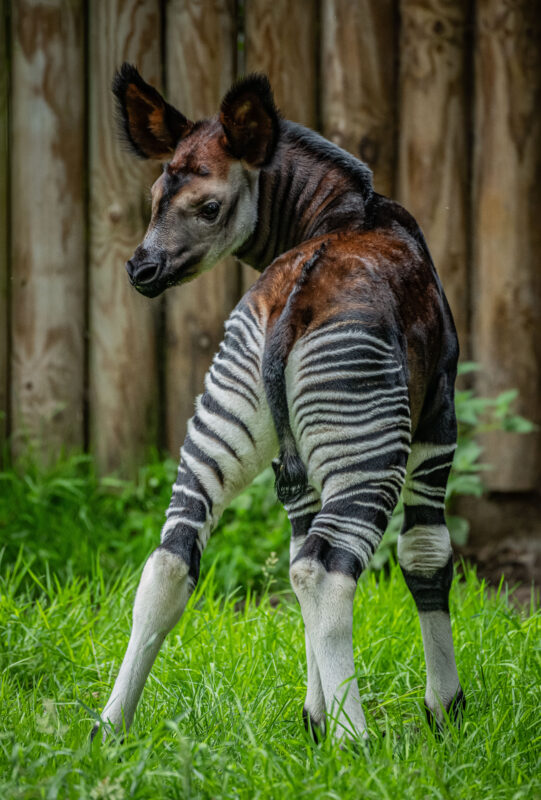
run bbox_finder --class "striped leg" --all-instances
[286,488,324,736]
[290,472,406,742]
[397,440,465,728]
[285,320,411,740]
[95,304,277,740]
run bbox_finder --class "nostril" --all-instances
[135,263,160,284]
[126,260,160,285]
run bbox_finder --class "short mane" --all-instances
[281,120,374,203]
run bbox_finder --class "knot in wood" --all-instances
[107,203,123,223]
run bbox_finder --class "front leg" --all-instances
[93,304,276,740]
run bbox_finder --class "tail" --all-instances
[262,244,327,503]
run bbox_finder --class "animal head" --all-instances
[113,64,280,297]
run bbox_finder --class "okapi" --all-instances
[93,64,465,743]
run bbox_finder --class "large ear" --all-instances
[219,74,280,167]
[112,63,192,160]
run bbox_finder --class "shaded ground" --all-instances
[458,537,541,607]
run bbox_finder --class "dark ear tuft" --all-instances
[219,74,280,167]
[112,63,192,160]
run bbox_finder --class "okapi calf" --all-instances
[93,64,465,742]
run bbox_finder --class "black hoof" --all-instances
[448,686,466,723]
[425,686,466,735]
[90,722,124,746]
[302,707,324,742]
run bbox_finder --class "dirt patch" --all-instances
[458,537,541,608]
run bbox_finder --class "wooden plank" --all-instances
[242,0,318,291]
[473,0,541,491]
[397,0,469,354]
[0,0,9,451]
[88,0,161,475]
[321,0,397,197]
[10,0,85,460]
[245,0,318,126]
[164,0,240,455]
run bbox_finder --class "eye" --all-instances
[198,201,221,222]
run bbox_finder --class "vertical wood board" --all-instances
[321,0,397,197]
[88,0,162,475]
[10,0,85,459]
[164,0,240,455]
[473,0,541,490]
[243,0,318,291]
[0,0,9,448]
[245,0,318,126]
[397,0,470,353]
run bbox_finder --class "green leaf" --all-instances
[447,515,470,546]
[457,361,480,375]
[501,415,537,433]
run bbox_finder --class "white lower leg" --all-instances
[419,611,460,719]
[99,548,191,739]
[291,560,366,740]
[398,524,460,720]
[304,631,325,729]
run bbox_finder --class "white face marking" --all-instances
[142,161,259,288]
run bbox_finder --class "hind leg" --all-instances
[286,488,325,736]
[94,302,278,740]
[398,439,465,728]
[284,320,411,737]
[290,467,408,741]
[94,536,196,740]
[290,545,363,741]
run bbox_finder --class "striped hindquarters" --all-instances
[287,319,411,574]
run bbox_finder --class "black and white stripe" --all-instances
[285,319,411,577]
[160,302,278,586]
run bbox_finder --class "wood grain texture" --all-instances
[397,0,469,354]
[165,0,240,454]
[88,0,161,474]
[0,0,8,448]
[245,0,318,126]
[243,0,318,292]
[321,0,397,197]
[473,0,541,490]
[10,0,85,459]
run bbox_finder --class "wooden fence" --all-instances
[1,0,540,495]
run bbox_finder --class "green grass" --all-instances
[1,454,540,798]
[1,550,540,798]
[0,454,292,596]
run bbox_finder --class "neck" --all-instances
[236,121,374,270]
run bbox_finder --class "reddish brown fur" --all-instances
[167,121,232,180]
[247,228,443,433]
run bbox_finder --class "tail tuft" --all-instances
[272,451,307,504]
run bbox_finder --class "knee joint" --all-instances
[134,547,192,632]
[159,528,201,585]
[397,524,451,575]
[290,558,325,595]
[151,547,190,583]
